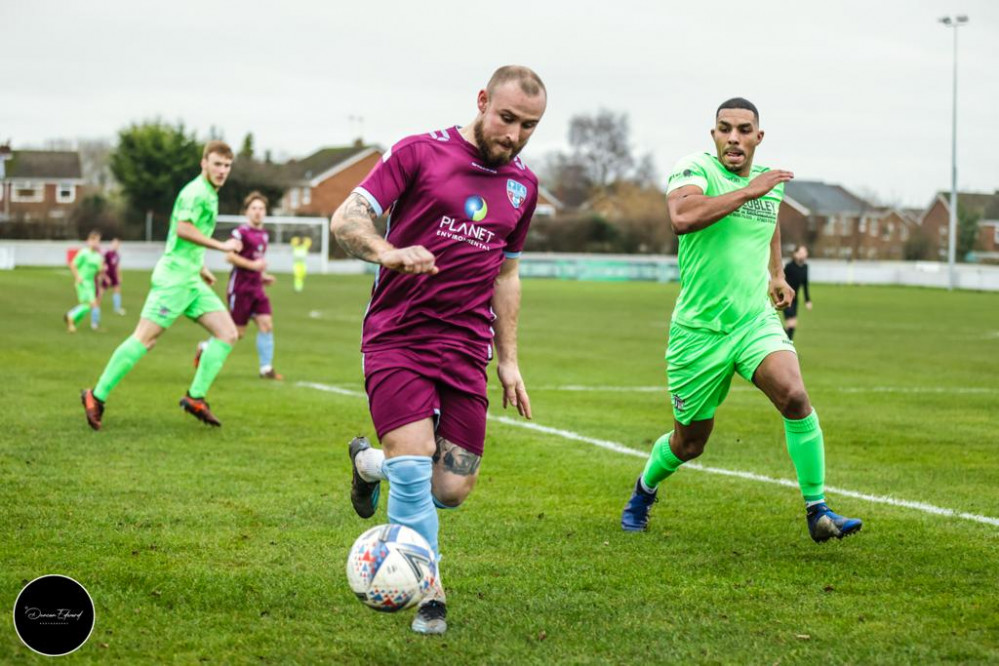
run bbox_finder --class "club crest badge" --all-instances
[506,179,527,209]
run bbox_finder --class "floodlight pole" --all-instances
[940,15,968,291]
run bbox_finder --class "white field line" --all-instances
[297,381,365,397]
[298,381,999,528]
[535,385,997,395]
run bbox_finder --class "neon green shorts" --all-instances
[75,281,96,305]
[666,309,794,425]
[139,273,226,329]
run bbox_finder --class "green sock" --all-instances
[69,305,91,325]
[784,409,825,503]
[188,338,232,399]
[641,431,685,490]
[94,336,148,402]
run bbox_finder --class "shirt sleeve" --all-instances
[73,251,86,269]
[803,265,811,302]
[353,140,420,217]
[666,154,709,195]
[173,187,201,223]
[504,185,538,259]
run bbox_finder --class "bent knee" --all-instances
[674,438,707,461]
[778,387,811,418]
[431,478,476,508]
[432,491,468,509]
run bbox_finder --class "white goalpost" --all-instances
[216,215,330,274]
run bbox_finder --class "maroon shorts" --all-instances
[102,271,120,289]
[364,346,489,457]
[227,289,272,326]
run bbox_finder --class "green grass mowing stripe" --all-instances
[297,381,999,530]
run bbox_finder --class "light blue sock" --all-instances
[384,456,438,557]
[256,330,274,370]
[113,292,122,311]
[91,306,101,327]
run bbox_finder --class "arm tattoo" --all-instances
[334,193,383,262]
[433,436,481,476]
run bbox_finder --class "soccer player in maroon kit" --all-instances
[331,65,547,635]
[102,238,126,316]
[196,191,281,379]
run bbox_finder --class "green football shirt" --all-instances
[73,248,104,282]
[666,152,785,333]
[157,175,219,279]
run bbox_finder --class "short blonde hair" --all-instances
[203,140,234,160]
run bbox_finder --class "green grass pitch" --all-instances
[1,267,997,663]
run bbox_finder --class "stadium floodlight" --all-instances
[939,14,969,291]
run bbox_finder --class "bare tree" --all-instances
[77,138,116,191]
[568,109,635,188]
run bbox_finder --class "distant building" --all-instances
[0,148,83,222]
[919,191,999,263]
[779,180,917,260]
[536,186,563,218]
[277,141,382,217]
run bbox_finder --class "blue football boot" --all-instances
[621,477,658,532]
[807,503,863,543]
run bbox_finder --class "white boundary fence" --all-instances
[2,243,998,291]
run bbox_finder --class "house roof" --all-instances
[537,185,564,209]
[934,191,999,220]
[5,150,82,180]
[784,180,872,216]
[282,145,377,183]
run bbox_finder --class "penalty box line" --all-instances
[297,381,999,529]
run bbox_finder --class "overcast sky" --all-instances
[3,0,997,208]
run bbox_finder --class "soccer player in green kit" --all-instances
[64,230,105,333]
[621,98,862,543]
[80,141,242,430]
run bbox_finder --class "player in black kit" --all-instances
[783,245,811,340]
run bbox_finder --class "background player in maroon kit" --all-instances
[198,191,281,379]
[92,237,125,329]
[102,238,126,316]
[331,65,547,635]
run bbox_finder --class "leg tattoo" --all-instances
[433,436,481,476]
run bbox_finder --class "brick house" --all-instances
[777,180,915,260]
[0,148,83,222]
[277,141,381,217]
[919,191,999,262]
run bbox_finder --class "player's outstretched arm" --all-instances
[331,193,437,274]
[226,251,266,273]
[177,221,242,253]
[492,258,532,419]
[668,169,794,235]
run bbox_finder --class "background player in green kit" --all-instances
[64,230,105,333]
[621,98,862,543]
[80,141,242,430]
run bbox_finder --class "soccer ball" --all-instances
[346,524,437,612]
